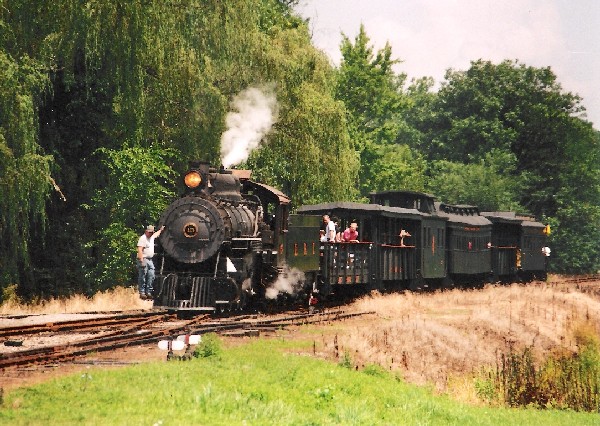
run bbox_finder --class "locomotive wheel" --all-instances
[216,277,242,311]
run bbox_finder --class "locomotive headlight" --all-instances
[184,171,202,188]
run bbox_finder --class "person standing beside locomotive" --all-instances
[137,225,165,299]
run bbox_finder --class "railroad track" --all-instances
[0,309,374,369]
[0,311,170,339]
[561,274,600,285]
[529,275,600,298]
[0,313,204,369]
[195,309,374,336]
[545,274,600,287]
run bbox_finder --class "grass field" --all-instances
[1,338,598,426]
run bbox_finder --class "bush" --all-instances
[362,363,388,378]
[483,323,600,411]
[474,376,497,404]
[1,284,20,305]
[193,333,222,359]
[338,350,353,369]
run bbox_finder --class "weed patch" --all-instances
[480,323,600,411]
[194,332,222,359]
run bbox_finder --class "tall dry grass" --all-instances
[314,283,600,396]
[0,286,150,315]
[481,320,600,411]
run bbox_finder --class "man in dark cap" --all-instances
[137,224,165,299]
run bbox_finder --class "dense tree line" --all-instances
[334,26,600,275]
[0,2,598,301]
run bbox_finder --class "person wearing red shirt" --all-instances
[342,222,359,242]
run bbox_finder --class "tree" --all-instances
[548,203,600,274]
[422,59,600,272]
[336,25,423,196]
[0,49,54,298]
[423,60,587,215]
[1,0,356,296]
[337,25,405,136]
[83,145,177,289]
[366,143,427,194]
[547,122,600,273]
[240,3,360,205]
[426,150,522,211]
[247,84,359,205]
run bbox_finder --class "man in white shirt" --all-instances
[137,224,165,299]
[323,215,336,242]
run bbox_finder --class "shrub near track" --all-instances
[476,323,600,410]
[1,339,598,425]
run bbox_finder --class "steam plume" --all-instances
[265,267,306,299]
[220,86,278,168]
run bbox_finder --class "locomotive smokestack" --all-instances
[189,161,210,175]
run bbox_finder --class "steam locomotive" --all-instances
[151,162,548,313]
[152,162,321,313]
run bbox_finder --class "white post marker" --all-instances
[177,334,201,345]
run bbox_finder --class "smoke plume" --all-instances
[220,86,278,168]
[265,267,306,300]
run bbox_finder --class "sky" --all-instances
[295,0,600,130]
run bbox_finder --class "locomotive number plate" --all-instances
[183,222,198,238]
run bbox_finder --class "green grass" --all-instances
[1,339,598,425]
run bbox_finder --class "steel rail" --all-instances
[0,310,374,369]
[0,314,205,369]
[0,311,169,339]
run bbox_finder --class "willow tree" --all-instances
[70,0,358,207]
[69,0,356,284]
[0,50,53,296]
[245,8,359,205]
[1,0,355,295]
